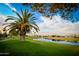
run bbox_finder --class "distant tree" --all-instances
[2,28,7,37]
[0,28,7,40]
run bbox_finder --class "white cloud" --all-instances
[4,3,17,12]
[0,13,79,36]
[0,14,15,26]
[37,15,79,35]
[0,14,15,34]
[0,14,7,32]
[0,14,7,26]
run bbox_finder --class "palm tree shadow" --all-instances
[0,41,9,56]
[0,40,49,56]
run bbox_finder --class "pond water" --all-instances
[33,38,79,46]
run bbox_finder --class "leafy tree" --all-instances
[23,3,78,20]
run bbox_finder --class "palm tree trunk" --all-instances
[19,31,23,41]
[19,35,22,41]
[23,34,25,41]
[19,31,26,41]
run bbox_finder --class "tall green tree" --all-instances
[23,3,78,20]
[4,9,39,41]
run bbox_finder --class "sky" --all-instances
[0,3,79,35]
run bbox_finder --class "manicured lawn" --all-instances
[0,36,79,56]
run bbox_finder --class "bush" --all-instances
[73,41,78,43]
[0,33,7,40]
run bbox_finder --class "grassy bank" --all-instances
[47,37,79,42]
[0,36,79,56]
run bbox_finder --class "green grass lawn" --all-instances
[0,36,79,56]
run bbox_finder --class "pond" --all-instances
[33,38,79,46]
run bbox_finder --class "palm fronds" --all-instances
[4,9,39,35]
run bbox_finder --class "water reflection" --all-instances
[33,38,79,46]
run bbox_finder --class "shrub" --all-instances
[73,41,78,43]
[0,33,7,40]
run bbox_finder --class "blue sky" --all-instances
[0,3,26,16]
[0,3,79,35]
[0,3,43,24]
[0,3,79,23]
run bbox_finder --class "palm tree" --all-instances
[4,9,39,41]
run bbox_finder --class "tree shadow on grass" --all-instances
[0,41,10,56]
[0,40,49,56]
[0,40,79,56]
